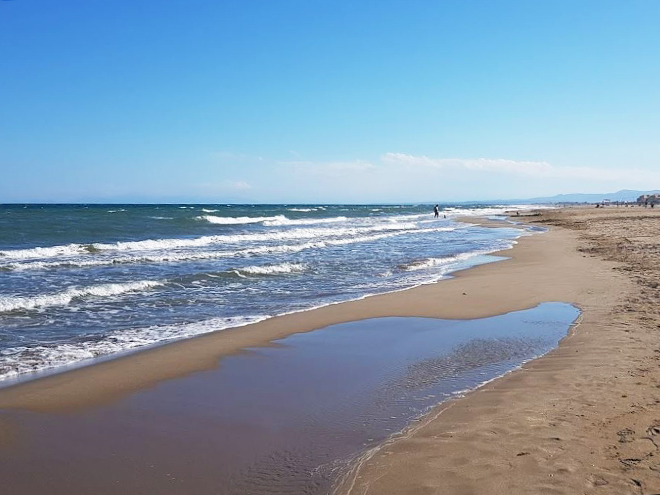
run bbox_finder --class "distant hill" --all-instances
[520,189,660,204]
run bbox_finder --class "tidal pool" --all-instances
[0,302,579,495]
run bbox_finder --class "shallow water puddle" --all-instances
[0,302,579,495]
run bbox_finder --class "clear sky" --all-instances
[2,0,659,203]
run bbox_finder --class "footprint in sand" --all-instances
[617,428,635,443]
[645,424,660,437]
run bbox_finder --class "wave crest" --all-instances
[236,262,307,276]
[262,216,347,226]
[0,315,267,380]
[0,280,162,313]
[0,243,87,260]
[197,215,285,225]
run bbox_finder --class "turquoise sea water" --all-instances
[0,203,539,382]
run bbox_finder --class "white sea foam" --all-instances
[198,214,284,224]
[383,213,438,223]
[287,208,315,212]
[443,204,548,217]
[1,259,110,271]
[1,225,455,271]
[237,262,307,276]
[0,280,162,313]
[201,208,219,213]
[0,243,88,260]
[0,217,429,263]
[199,214,349,227]
[401,252,483,271]
[0,315,268,380]
[93,236,219,251]
[90,223,420,252]
[113,227,435,263]
[262,216,347,226]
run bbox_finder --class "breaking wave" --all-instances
[198,215,284,225]
[0,222,430,266]
[0,315,267,380]
[262,216,347,226]
[399,252,483,271]
[0,280,162,313]
[0,243,89,260]
[0,226,458,272]
[0,203,539,384]
[236,263,307,276]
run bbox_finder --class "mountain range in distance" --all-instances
[494,189,660,205]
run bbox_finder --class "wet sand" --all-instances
[2,207,659,494]
[0,304,578,494]
[336,207,660,495]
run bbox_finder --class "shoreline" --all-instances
[4,207,659,492]
[0,215,520,389]
[0,217,544,412]
[334,304,586,495]
[335,207,660,495]
[0,303,581,494]
[333,307,587,495]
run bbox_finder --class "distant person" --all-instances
[433,204,439,218]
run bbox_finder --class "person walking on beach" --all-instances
[434,204,439,218]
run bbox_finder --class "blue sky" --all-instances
[2,1,659,203]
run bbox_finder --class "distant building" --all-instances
[637,194,660,205]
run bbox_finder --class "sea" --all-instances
[0,203,542,384]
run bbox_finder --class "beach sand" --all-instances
[1,207,659,494]
[336,207,660,495]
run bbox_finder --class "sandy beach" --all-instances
[336,207,660,495]
[1,206,659,494]
[6,2,660,493]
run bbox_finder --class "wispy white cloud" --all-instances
[381,152,660,183]
[196,150,659,202]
